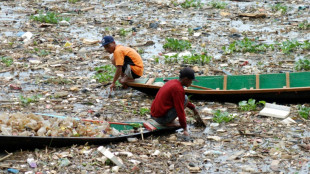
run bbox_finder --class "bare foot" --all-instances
[119,76,134,85]
[122,84,129,89]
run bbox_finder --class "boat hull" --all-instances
[128,71,310,103]
[130,85,310,103]
[0,121,178,151]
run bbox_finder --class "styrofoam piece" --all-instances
[97,146,126,168]
[281,117,296,125]
[258,103,290,118]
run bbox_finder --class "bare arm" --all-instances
[110,66,122,90]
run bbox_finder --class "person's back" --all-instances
[113,45,143,77]
[101,35,144,90]
[151,79,185,117]
[150,67,199,136]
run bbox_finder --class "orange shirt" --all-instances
[113,45,144,76]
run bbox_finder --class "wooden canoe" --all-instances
[127,72,310,103]
[0,120,178,151]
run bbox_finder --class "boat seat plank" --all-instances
[146,78,155,85]
[133,78,149,84]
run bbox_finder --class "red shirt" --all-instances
[150,79,195,129]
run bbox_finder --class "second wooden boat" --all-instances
[127,72,310,103]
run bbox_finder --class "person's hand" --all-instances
[183,130,189,136]
[110,83,116,91]
[193,108,199,116]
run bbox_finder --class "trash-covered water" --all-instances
[0,0,309,173]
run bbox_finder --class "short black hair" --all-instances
[179,67,196,81]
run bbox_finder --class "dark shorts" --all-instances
[151,95,188,125]
[122,56,141,79]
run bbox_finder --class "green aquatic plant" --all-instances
[20,94,42,106]
[45,77,72,85]
[30,11,69,24]
[93,65,115,83]
[163,38,191,51]
[153,55,160,63]
[298,20,310,30]
[139,108,150,116]
[238,99,266,111]
[279,40,302,54]
[33,40,38,46]
[180,0,203,8]
[188,28,194,35]
[164,54,179,64]
[68,0,80,3]
[295,57,310,71]
[271,3,288,14]
[37,49,49,57]
[137,48,145,55]
[223,38,272,54]
[182,53,212,65]
[119,28,131,37]
[129,123,143,129]
[0,57,13,67]
[212,110,235,123]
[9,42,14,47]
[209,0,227,9]
[298,105,310,119]
[302,40,310,50]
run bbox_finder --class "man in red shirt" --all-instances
[101,36,144,90]
[151,67,200,136]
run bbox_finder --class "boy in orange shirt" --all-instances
[101,36,144,90]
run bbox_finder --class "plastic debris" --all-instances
[59,20,70,26]
[281,117,296,125]
[64,41,72,48]
[59,158,71,167]
[7,168,19,174]
[21,32,33,42]
[259,103,291,118]
[97,146,126,168]
[207,136,221,141]
[0,113,116,137]
[9,84,22,90]
[204,150,225,155]
[27,158,37,168]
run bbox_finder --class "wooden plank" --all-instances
[146,78,155,85]
[190,84,212,90]
[256,74,260,89]
[286,72,290,88]
[223,75,227,90]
